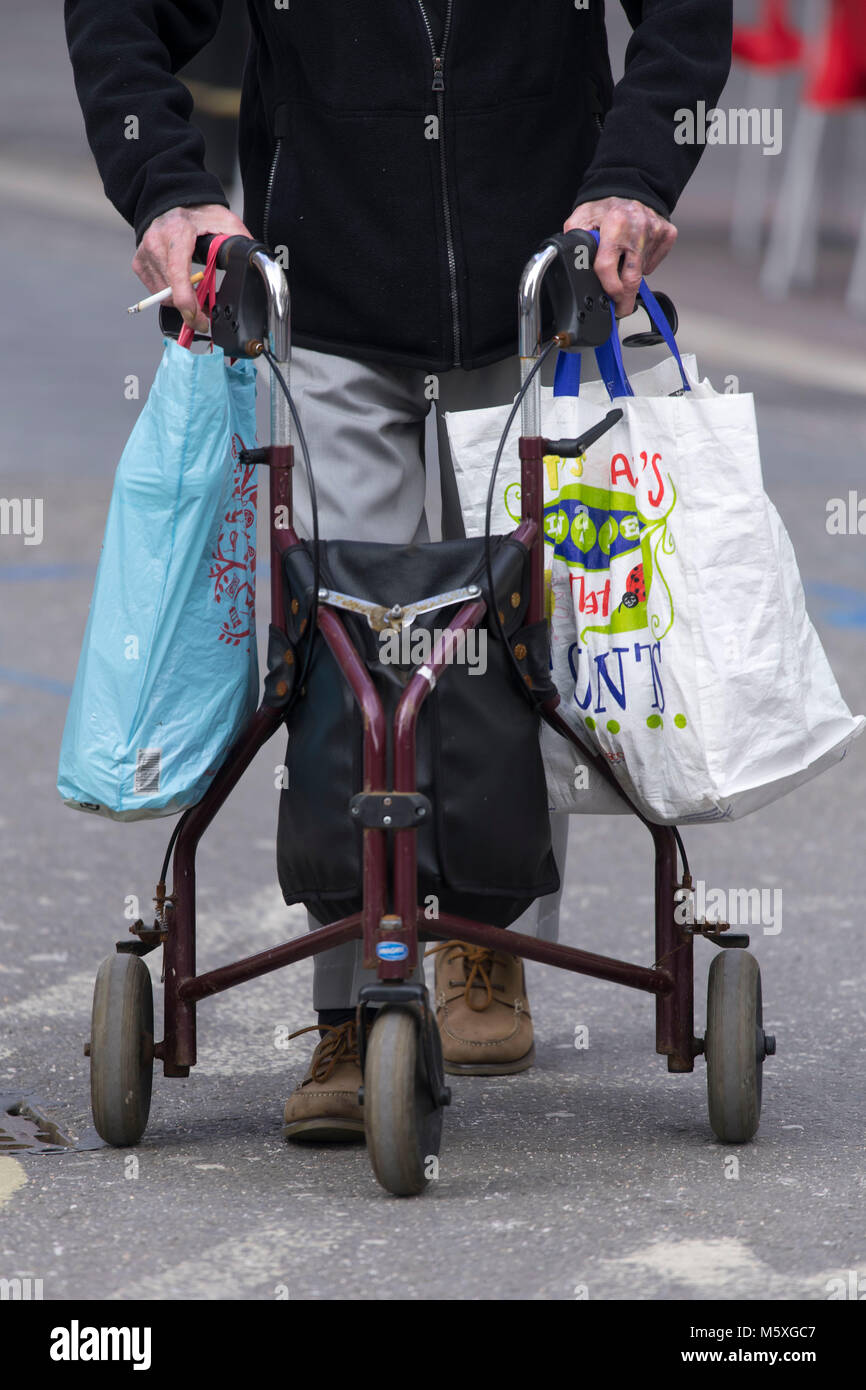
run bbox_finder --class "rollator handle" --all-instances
[177,234,274,358]
[192,233,264,269]
[537,229,612,351]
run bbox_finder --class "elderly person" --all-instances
[65,0,732,1141]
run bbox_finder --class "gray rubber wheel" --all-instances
[90,953,154,1147]
[706,950,771,1144]
[364,1009,443,1197]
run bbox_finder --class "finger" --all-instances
[592,221,630,307]
[131,248,163,297]
[564,203,601,234]
[615,247,644,318]
[164,229,208,332]
[642,222,677,278]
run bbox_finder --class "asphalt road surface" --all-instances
[0,7,864,1306]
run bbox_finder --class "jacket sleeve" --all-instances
[573,0,733,217]
[64,0,230,241]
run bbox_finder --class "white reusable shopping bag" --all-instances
[446,286,863,824]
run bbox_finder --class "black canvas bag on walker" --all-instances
[271,534,560,927]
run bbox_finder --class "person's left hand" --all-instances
[564,197,677,318]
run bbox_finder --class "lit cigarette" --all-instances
[127,271,206,314]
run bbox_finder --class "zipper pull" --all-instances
[432,56,445,92]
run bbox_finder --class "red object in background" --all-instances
[806,0,866,105]
[732,0,804,69]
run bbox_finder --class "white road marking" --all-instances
[106,1223,344,1300]
[603,1236,857,1300]
[0,158,119,226]
[0,971,95,1063]
[679,308,866,396]
[0,886,313,1074]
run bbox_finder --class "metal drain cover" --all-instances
[0,1096,74,1154]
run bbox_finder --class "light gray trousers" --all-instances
[284,344,569,1009]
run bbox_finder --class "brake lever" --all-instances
[543,408,624,458]
[621,290,678,349]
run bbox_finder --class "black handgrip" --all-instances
[537,229,611,351]
[192,233,216,266]
[192,233,262,269]
[554,228,599,267]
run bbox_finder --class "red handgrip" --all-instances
[177,233,232,350]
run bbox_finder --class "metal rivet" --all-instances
[351,806,360,816]
[383,815,392,826]
[317,588,328,600]
[416,807,426,817]
[276,680,288,697]
[514,643,527,661]
[510,592,521,609]
[467,585,480,597]
[384,796,392,805]
[291,599,299,614]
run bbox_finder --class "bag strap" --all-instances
[177,234,231,350]
[552,230,690,400]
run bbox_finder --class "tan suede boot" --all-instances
[428,941,534,1075]
[282,1020,366,1142]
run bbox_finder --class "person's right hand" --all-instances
[132,204,253,334]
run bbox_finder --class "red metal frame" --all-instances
[156,420,699,1080]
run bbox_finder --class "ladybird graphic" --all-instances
[621,563,645,610]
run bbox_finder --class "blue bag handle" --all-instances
[552,230,690,401]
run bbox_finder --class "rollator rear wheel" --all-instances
[364,1008,443,1197]
[90,953,154,1147]
[705,950,774,1144]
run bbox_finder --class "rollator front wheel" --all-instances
[89,953,154,1147]
[364,1008,443,1197]
[705,950,774,1144]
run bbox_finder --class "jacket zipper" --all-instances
[262,138,282,249]
[416,0,460,366]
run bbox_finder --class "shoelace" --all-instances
[288,1019,361,1083]
[425,940,504,1012]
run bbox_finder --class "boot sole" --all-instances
[282,1117,366,1143]
[443,1044,535,1076]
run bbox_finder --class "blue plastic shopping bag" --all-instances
[58,338,259,818]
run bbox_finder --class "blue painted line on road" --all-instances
[0,563,94,582]
[805,580,866,629]
[0,667,73,697]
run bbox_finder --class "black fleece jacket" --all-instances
[65,1,732,370]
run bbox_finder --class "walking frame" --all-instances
[89,232,774,1196]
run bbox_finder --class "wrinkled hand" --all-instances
[564,197,677,318]
[132,204,253,334]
